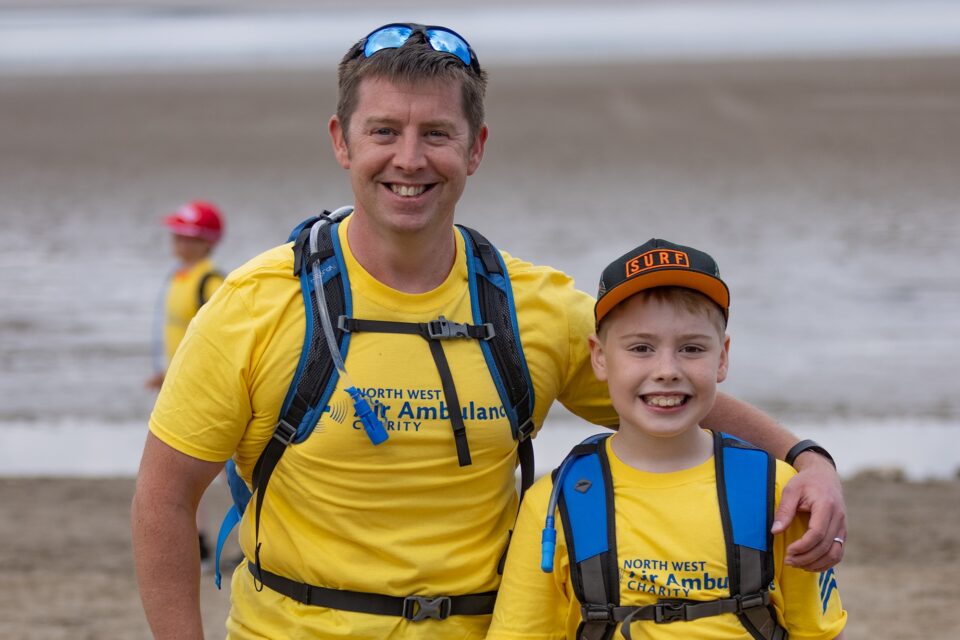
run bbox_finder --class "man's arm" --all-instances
[705,393,846,572]
[131,432,224,640]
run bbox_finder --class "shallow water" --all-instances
[1,415,955,480]
[1,4,959,477]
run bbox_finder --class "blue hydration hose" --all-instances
[308,208,388,445]
[541,455,576,572]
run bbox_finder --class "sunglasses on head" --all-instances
[358,23,481,75]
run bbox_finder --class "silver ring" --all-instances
[833,537,844,546]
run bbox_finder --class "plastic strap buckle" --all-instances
[272,419,297,445]
[427,315,471,340]
[581,603,614,622]
[654,601,688,623]
[402,595,452,621]
[737,592,769,612]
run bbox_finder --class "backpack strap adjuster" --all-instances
[403,595,452,621]
[736,591,770,612]
[516,417,535,442]
[272,419,297,445]
[581,603,615,622]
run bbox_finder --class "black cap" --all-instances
[595,238,730,326]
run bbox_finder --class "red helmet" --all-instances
[163,201,224,243]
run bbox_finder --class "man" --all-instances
[132,23,845,639]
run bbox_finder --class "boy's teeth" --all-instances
[391,184,425,197]
[645,395,684,407]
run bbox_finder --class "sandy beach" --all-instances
[2,474,958,639]
[2,7,960,637]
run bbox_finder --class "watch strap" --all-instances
[785,439,836,469]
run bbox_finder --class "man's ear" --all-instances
[466,124,488,175]
[717,334,731,383]
[588,333,608,382]
[329,115,350,169]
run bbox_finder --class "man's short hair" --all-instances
[337,32,488,144]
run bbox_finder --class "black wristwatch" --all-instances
[785,439,836,469]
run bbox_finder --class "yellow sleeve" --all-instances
[503,253,617,429]
[150,273,259,462]
[773,462,848,639]
[555,280,617,427]
[488,477,570,640]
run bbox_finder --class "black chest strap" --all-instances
[338,315,494,467]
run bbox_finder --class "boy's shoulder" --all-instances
[526,472,555,507]
[774,458,798,497]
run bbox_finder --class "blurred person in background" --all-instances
[145,199,225,570]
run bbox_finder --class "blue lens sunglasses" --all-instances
[358,23,481,75]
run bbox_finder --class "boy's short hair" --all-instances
[337,26,488,145]
[594,238,730,333]
[600,286,727,340]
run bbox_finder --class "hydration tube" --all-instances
[308,207,389,445]
[541,455,577,572]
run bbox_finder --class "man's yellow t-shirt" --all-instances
[150,217,617,639]
[488,437,847,640]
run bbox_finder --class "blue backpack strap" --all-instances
[553,432,787,640]
[249,213,353,587]
[457,225,537,495]
[716,432,786,640]
[214,458,252,587]
[215,211,352,589]
[552,434,619,640]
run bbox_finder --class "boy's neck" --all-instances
[177,255,208,270]
[611,426,714,473]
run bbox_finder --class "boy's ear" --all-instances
[588,333,608,382]
[716,334,731,383]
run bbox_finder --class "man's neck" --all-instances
[346,215,456,294]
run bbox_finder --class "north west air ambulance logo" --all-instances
[625,249,691,278]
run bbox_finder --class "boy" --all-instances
[145,200,225,391]
[144,200,225,568]
[487,239,847,639]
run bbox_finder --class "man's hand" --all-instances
[772,451,846,571]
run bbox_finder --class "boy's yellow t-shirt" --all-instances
[150,217,617,639]
[488,437,847,640]
[162,256,223,365]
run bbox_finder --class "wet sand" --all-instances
[2,474,958,639]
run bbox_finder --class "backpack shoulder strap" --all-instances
[196,269,224,307]
[554,433,620,640]
[457,224,537,495]
[553,432,787,640]
[715,432,787,640]
[216,210,352,588]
